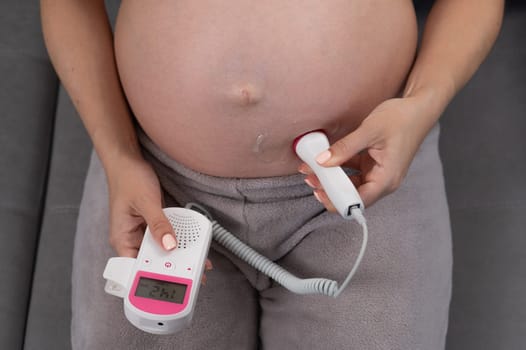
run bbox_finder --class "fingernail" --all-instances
[315,150,331,164]
[304,178,315,188]
[313,191,323,203]
[162,234,177,250]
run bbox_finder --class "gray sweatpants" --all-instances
[71,124,452,350]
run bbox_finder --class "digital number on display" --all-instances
[135,277,188,304]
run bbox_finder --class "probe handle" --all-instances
[295,131,364,219]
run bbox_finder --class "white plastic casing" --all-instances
[294,131,364,219]
[103,207,212,334]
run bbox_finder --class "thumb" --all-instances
[315,125,374,167]
[136,198,177,251]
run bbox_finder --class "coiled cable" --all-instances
[186,203,368,297]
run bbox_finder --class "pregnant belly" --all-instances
[114,0,417,177]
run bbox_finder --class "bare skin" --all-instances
[41,0,504,258]
[114,0,417,177]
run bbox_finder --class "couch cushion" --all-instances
[0,1,59,348]
[0,56,57,350]
[0,1,50,60]
[24,87,91,350]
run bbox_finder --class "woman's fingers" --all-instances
[312,189,337,213]
[113,245,140,259]
[307,170,390,210]
[315,123,375,168]
[205,259,213,271]
[109,203,147,258]
[134,194,178,252]
[298,163,312,175]
[356,180,385,208]
[201,259,213,285]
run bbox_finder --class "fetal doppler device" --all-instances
[103,130,368,334]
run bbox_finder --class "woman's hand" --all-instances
[299,95,438,210]
[107,156,176,258]
[106,156,213,283]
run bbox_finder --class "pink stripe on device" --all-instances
[129,270,193,315]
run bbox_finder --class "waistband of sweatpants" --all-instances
[137,128,313,203]
[137,123,440,203]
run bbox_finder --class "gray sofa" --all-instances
[1,1,525,349]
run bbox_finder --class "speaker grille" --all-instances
[167,213,202,249]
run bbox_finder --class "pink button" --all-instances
[164,262,173,269]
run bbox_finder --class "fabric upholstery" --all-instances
[0,0,524,349]
[24,87,91,350]
[0,1,58,349]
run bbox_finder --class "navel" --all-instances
[230,83,263,106]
